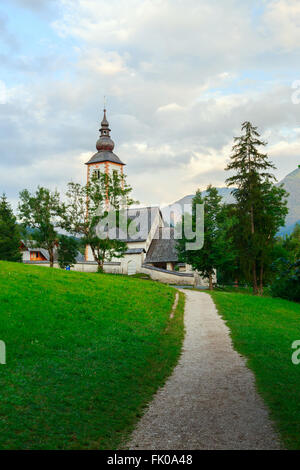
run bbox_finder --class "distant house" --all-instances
[20,241,50,262]
[20,240,85,264]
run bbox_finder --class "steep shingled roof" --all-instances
[145,227,179,263]
[86,150,125,165]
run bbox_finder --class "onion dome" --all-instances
[85,108,125,166]
[96,109,115,152]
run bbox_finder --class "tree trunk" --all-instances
[49,249,54,268]
[90,246,98,266]
[258,263,264,296]
[97,260,104,273]
[250,205,255,235]
[91,246,104,273]
[250,200,258,295]
[209,273,213,291]
[252,261,258,295]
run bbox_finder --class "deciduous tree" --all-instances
[57,235,79,269]
[64,171,136,272]
[177,186,236,290]
[18,187,65,267]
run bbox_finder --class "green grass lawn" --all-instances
[210,291,300,449]
[0,261,184,450]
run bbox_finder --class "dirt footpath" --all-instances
[128,290,281,450]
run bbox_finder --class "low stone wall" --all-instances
[73,262,121,274]
[23,261,121,274]
[22,261,208,287]
[141,265,195,286]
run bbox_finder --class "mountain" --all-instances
[162,167,300,233]
[278,167,300,234]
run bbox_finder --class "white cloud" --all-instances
[263,0,300,50]
[157,103,185,113]
[0,81,24,104]
[1,0,300,208]
[0,81,11,104]
[76,49,129,76]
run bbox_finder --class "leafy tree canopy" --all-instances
[64,171,137,271]
[18,187,65,267]
[57,235,79,269]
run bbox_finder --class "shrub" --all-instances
[57,235,78,269]
[270,258,300,302]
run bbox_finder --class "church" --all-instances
[21,109,206,286]
[83,109,196,284]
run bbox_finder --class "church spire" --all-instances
[96,108,115,152]
[85,106,125,166]
[101,108,109,128]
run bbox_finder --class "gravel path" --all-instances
[128,290,281,450]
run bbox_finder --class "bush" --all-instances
[57,235,78,269]
[270,258,300,302]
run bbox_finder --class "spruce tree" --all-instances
[0,194,21,262]
[226,122,288,294]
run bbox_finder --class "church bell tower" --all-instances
[85,109,125,183]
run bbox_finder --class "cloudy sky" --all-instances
[1,0,300,208]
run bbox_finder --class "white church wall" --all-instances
[124,241,146,249]
[108,163,123,175]
[86,243,146,262]
[85,244,145,274]
[120,253,144,273]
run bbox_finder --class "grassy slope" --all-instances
[0,261,184,450]
[210,291,300,449]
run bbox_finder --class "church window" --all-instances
[93,169,101,179]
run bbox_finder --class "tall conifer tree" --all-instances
[0,194,21,262]
[226,122,288,294]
